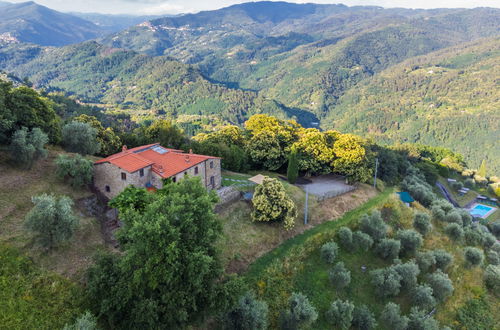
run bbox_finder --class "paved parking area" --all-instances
[297,175,355,200]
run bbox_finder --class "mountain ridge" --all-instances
[0,1,106,46]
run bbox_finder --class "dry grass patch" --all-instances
[218,181,378,274]
[0,147,108,280]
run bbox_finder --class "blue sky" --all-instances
[7,0,500,15]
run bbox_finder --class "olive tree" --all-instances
[380,302,408,330]
[432,249,453,271]
[360,210,388,241]
[337,227,353,250]
[412,284,436,311]
[321,242,339,264]
[62,121,100,155]
[484,265,500,294]
[352,305,377,330]
[487,250,500,265]
[63,311,99,330]
[426,270,454,302]
[353,231,374,252]
[464,247,484,267]
[56,154,93,187]
[10,127,48,168]
[407,307,439,330]
[393,261,420,291]
[375,239,401,260]
[326,299,354,330]
[24,194,78,249]
[370,267,402,298]
[329,262,351,289]
[281,292,318,330]
[416,251,436,273]
[252,177,297,230]
[413,213,432,236]
[445,223,464,242]
[225,292,268,330]
[396,229,423,256]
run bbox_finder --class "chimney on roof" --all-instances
[185,155,190,163]
[189,149,193,154]
[122,145,128,152]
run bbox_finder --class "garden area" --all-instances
[218,170,378,273]
[237,168,500,330]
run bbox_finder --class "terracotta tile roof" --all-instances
[95,143,219,178]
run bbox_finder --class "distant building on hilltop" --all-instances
[94,143,221,199]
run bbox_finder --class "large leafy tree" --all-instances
[0,82,61,143]
[291,128,333,174]
[145,119,186,149]
[194,125,245,147]
[332,133,373,183]
[87,177,224,328]
[251,177,297,230]
[245,114,299,170]
[246,130,285,170]
[24,194,78,249]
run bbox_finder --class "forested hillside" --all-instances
[0,41,317,126]
[0,1,106,46]
[101,3,500,116]
[0,1,498,173]
[323,38,500,174]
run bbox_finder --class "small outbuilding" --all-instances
[397,191,415,207]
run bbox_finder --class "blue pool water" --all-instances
[469,204,496,218]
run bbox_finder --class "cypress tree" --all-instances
[478,159,487,177]
[287,149,299,184]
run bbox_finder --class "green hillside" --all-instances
[0,1,105,46]
[323,38,500,174]
[0,41,317,126]
[101,4,500,118]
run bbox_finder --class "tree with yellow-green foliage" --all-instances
[245,114,299,148]
[332,133,373,183]
[292,128,333,174]
[252,176,297,230]
[246,130,285,170]
[194,125,245,147]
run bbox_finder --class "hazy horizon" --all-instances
[3,0,500,15]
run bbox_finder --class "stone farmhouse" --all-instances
[94,143,221,199]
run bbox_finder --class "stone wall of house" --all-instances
[151,160,208,189]
[205,158,222,190]
[94,163,152,199]
[94,157,222,198]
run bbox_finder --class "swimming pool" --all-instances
[468,203,497,219]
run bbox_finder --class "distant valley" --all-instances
[0,1,499,171]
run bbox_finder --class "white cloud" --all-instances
[139,2,188,14]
